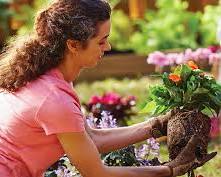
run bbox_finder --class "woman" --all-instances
[0,0,215,177]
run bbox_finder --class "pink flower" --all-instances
[166,53,179,65]
[127,95,136,106]
[101,92,121,105]
[120,95,136,106]
[183,48,196,62]
[120,97,128,106]
[210,117,220,138]
[174,53,185,65]
[147,51,170,67]
[209,53,221,64]
[208,45,221,53]
[89,95,101,105]
[193,48,212,61]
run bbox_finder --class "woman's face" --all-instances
[77,19,111,68]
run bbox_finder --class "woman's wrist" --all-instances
[165,165,173,177]
[155,166,173,177]
[142,121,153,139]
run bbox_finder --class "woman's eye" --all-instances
[99,42,105,45]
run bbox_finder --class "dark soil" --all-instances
[167,109,211,160]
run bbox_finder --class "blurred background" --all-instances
[1,0,221,81]
[1,0,221,176]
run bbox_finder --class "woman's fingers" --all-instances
[195,151,217,167]
[175,135,201,163]
[172,161,195,177]
[169,151,217,177]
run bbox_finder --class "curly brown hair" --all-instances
[0,0,111,92]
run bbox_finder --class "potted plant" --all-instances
[141,61,221,175]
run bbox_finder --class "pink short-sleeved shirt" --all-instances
[0,68,85,177]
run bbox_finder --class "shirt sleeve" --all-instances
[35,90,85,135]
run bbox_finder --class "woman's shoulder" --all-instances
[11,68,80,109]
[36,68,81,108]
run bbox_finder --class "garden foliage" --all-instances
[3,0,221,54]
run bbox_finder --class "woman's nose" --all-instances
[104,42,111,52]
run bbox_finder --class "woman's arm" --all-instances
[86,121,151,153]
[56,131,171,177]
[85,112,170,153]
[57,131,215,177]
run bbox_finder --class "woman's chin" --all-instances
[83,61,99,69]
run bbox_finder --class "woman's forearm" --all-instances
[85,112,171,153]
[105,165,172,177]
[90,121,152,153]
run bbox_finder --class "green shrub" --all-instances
[200,2,221,46]
[130,0,202,54]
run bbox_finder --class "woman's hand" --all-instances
[148,111,173,138]
[164,135,217,177]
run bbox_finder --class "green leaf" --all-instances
[173,94,182,103]
[180,64,192,81]
[168,86,183,102]
[192,88,209,95]
[148,86,171,108]
[201,104,216,117]
[139,101,156,114]
[186,77,197,92]
[209,93,221,107]
[174,65,182,75]
[154,105,167,115]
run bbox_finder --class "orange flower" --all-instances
[187,61,198,70]
[169,74,181,83]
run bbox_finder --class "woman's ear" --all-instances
[66,39,81,54]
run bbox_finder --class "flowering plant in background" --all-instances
[134,138,160,166]
[45,156,81,177]
[147,46,221,72]
[84,92,136,126]
[86,111,118,129]
[210,117,220,139]
[87,111,161,167]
